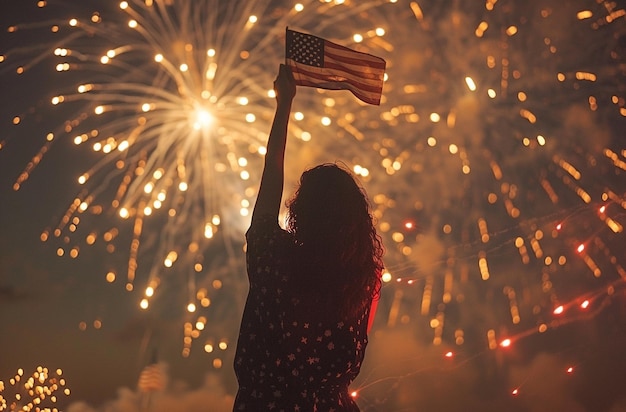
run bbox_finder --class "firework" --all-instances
[0,367,70,412]
[1,0,396,357]
[374,0,626,343]
[345,0,626,408]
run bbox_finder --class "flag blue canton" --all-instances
[287,30,323,67]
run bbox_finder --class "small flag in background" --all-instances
[285,28,386,105]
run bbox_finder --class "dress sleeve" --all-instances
[245,214,289,284]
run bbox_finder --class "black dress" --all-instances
[234,214,370,411]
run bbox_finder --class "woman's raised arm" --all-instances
[251,64,296,222]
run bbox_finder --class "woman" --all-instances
[234,64,384,411]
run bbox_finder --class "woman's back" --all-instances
[234,214,368,411]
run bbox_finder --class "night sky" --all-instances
[1,1,626,411]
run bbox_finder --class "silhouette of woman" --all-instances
[234,64,384,411]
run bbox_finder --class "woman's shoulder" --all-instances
[246,214,296,258]
[246,214,285,238]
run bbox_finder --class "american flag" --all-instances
[138,363,165,392]
[285,29,386,105]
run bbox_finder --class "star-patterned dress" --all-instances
[234,214,371,411]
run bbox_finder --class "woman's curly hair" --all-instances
[286,163,384,319]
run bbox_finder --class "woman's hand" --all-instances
[274,64,296,107]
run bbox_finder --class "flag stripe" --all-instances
[287,57,383,90]
[294,78,379,105]
[323,54,384,82]
[293,75,380,100]
[287,59,383,94]
[288,63,384,102]
[324,54,385,82]
[325,41,387,69]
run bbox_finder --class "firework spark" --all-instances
[0,367,70,412]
